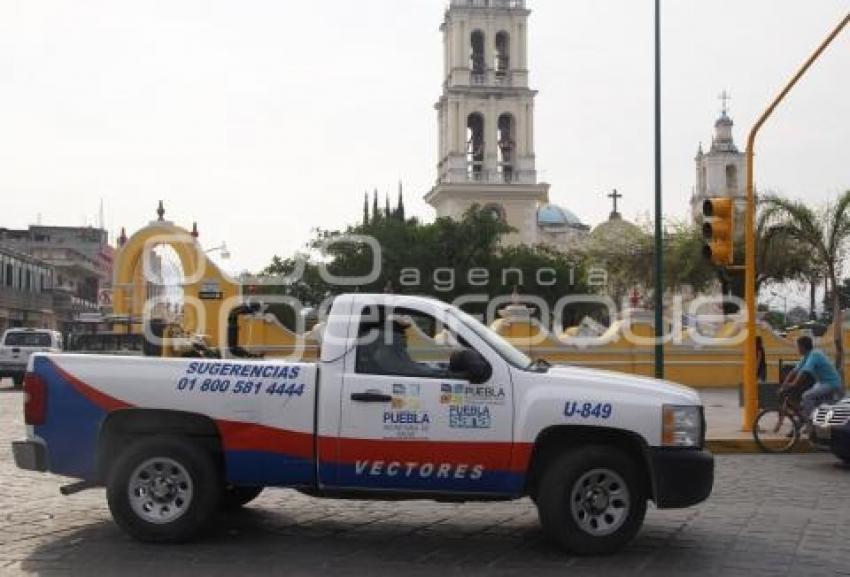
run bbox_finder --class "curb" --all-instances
[706,437,814,454]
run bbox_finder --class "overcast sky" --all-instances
[1,0,848,277]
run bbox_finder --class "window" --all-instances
[470,30,485,75]
[466,113,485,179]
[450,307,533,371]
[482,203,506,223]
[497,113,515,182]
[355,305,471,379]
[495,31,510,75]
[725,164,738,192]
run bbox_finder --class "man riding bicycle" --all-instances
[780,336,844,422]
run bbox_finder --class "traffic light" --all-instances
[702,198,734,266]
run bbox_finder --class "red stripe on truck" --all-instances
[50,359,132,412]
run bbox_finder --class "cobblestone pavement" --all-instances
[1,381,849,576]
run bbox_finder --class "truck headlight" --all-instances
[662,405,703,448]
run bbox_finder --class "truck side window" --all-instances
[355,306,466,379]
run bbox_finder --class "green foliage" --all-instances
[760,191,850,380]
[258,205,592,326]
[582,218,716,305]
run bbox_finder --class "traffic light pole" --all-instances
[742,12,850,432]
[653,0,664,380]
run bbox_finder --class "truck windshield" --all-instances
[450,308,535,371]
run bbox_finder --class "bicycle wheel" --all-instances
[753,408,799,453]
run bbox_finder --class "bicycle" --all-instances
[752,389,807,454]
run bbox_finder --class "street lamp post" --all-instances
[653,0,664,379]
[205,243,231,260]
[770,291,788,328]
[741,12,850,431]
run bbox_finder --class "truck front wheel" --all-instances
[106,436,222,542]
[536,445,647,555]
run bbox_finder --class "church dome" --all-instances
[715,112,733,128]
[589,215,644,247]
[538,204,585,227]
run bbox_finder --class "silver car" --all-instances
[0,328,63,388]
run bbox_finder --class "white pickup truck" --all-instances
[12,294,713,554]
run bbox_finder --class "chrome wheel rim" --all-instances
[569,468,630,537]
[128,457,193,524]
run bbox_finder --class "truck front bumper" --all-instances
[12,440,48,472]
[649,448,714,508]
[809,424,850,461]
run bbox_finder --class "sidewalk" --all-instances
[700,388,812,454]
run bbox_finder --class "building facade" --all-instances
[0,246,55,333]
[0,226,113,334]
[424,0,587,249]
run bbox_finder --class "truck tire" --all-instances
[536,445,646,555]
[106,435,222,542]
[221,486,263,510]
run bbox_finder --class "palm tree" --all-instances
[760,191,850,383]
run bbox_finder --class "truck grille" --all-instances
[812,405,850,426]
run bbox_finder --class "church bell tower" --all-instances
[424,0,549,246]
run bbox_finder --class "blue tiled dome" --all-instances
[538,204,584,227]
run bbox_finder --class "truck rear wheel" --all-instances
[536,445,646,555]
[106,436,221,542]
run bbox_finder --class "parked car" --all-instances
[0,328,63,388]
[809,398,850,464]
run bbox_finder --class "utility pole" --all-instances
[742,12,850,431]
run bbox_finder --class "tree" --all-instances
[258,205,592,326]
[760,191,850,383]
[583,218,716,308]
[755,198,818,316]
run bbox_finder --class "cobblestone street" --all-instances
[1,381,849,576]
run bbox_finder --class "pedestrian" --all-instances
[756,335,767,383]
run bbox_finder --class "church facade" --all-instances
[424,0,588,250]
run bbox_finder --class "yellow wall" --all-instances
[493,313,841,388]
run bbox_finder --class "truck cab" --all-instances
[13,294,713,554]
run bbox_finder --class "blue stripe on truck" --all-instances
[33,356,106,480]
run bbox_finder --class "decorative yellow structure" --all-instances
[111,204,242,351]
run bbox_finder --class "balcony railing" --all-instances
[461,168,528,184]
[451,0,526,8]
[468,71,513,87]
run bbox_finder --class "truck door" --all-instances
[330,302,516,494]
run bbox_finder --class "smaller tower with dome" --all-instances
[690,91,747,224]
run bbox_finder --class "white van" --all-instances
[0,328,63,387]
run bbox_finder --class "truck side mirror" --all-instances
[449,349,492,385]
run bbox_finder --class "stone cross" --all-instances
[608,189,622,219]
[719,90,731,116]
